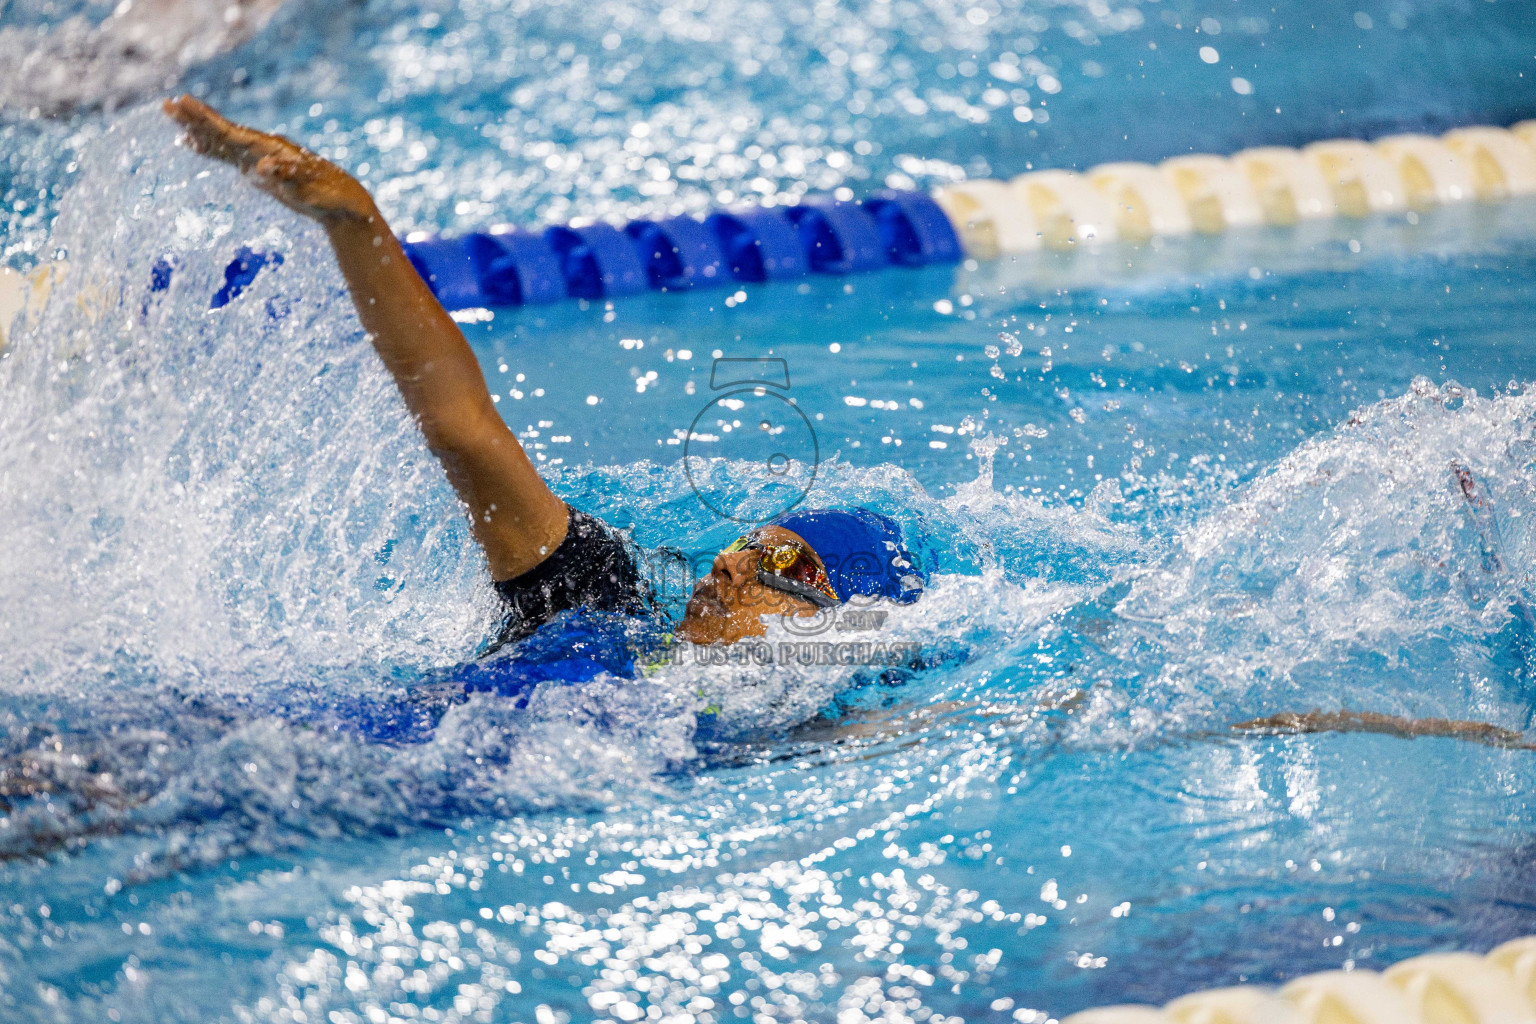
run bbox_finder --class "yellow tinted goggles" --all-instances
[723,534,840,607]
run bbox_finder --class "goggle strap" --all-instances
[755,570,839,609]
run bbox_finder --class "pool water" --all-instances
[4,1,1536,1022]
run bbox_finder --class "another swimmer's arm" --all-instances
[164,96,567,580]
[1231,709,1536,749]
[804,696,1536,754]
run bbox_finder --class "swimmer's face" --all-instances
[676,525,830,645]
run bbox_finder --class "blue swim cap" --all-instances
[766,507,925,605]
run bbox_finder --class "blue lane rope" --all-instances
[97,121,1536,322]
[625,216,728,291]
[151,189,961,313]
[704,207,809,282]
[785,196,889,274]
[407,189,959,308]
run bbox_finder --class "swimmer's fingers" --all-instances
[166,95,375,222]
[164,95,253,165]
[164,94,294,173]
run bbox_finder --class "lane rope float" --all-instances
[1060,935,1536,1024]
[2,120,1535,342]
[408,119,1536,310]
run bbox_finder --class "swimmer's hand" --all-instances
[164,95,376,224]
[164,95,571,580]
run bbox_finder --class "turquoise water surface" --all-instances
[4,1,1536,1021]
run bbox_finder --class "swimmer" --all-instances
[162,96,926,648]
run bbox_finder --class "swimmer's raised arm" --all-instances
[164,96,568,580]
